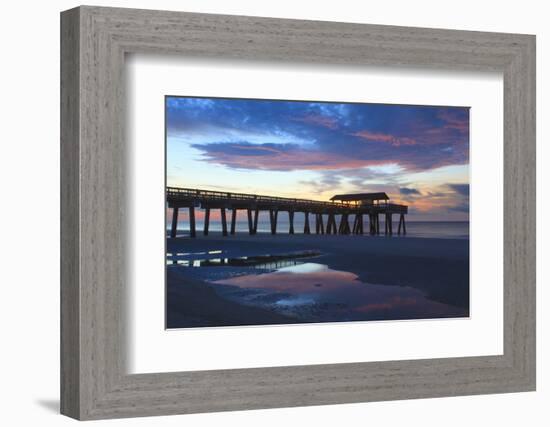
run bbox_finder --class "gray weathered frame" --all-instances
[60,5,536,420]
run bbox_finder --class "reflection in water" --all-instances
[212,263,466,322]
[166,250,321,269]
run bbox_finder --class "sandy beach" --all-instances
[166,232,469,328]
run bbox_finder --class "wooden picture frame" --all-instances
[60,6,536,420]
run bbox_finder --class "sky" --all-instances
[166,96,469,221]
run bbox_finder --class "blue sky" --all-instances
[166,96,469,221]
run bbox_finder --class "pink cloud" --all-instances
[438,110,469,133]
[351,130,417,146]
[198,147,398,171]
[192,139,467,172]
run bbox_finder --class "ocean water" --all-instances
[396,221,469,239]
[170,219,469,240]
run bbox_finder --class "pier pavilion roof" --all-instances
[330,192,389,202]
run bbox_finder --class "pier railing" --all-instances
[167,187,341,209]
[166,187,407,213]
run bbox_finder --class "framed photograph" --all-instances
[61,6,536,420]
[164,96,471,329]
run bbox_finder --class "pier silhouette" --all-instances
[167,187,408,238]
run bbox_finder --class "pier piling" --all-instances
[221,208,227,236]
[203,208,210,236]
[253,209,259,234]
[189,206,196,238]
[230,208,237,235]
[170,207,178,238]
[315,213,325,234]
[247,209,254,235]
[273,210,278,234]
[304,212,310,234]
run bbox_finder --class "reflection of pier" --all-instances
[168,250,321,268]
[167,187,408,238]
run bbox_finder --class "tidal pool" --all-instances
[212,262,467,323]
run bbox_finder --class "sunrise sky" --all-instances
[166,96,470,221]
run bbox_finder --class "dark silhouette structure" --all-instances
[167,187,407,238]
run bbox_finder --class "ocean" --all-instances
[170,219,469,240]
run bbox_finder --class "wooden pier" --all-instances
[167,187,408,238]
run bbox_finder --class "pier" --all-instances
[167,187,408,238]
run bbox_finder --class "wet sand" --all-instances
[167,268,294,328]
[166,232,469,328]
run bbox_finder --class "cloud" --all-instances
[299,172,344,195]
[448,183,469,196]
[292,114,339,129]
[443,183,470,213]
[191,141,415,171]
[352,130,416,146]
[190,137,468,172]
[385,182,471,216]
[399,187,421,195]
[191,142,286,157]
[438,108,470,134]
[168,97,470,173]
[299,167,397,195]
